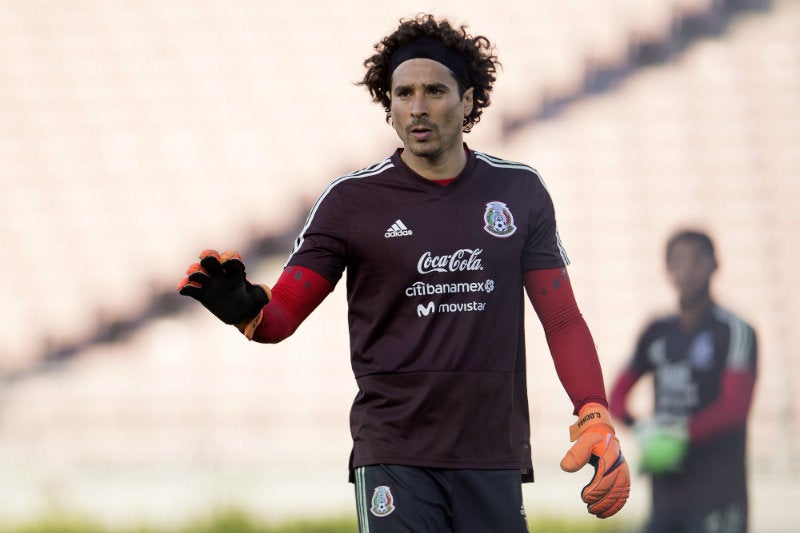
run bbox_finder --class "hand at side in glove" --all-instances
[560,403,631,519]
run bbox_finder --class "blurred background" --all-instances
[0,0,798,531]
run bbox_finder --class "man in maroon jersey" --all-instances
[609,229,757,533]
[179,14,629,532]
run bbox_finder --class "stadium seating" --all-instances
[0,0,796,528]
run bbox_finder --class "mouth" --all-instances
[409,125,433,141]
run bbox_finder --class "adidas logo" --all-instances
[385,219,413,239]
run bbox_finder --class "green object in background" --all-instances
[638,426,688,474]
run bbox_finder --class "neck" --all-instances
[678,293,713,329]
[400,144,467,181]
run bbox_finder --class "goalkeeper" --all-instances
[609,229,757,533]
[179,13,630,533]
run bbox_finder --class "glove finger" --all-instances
[199,249,221,260]
[184,262,202,275]
[177,276,203,297]
[582,448,630,518]
[183,261,209,280]
[188,271,210,284]
[590,489,628,518]
[560,431,603,472]
[178,263,206,291]
[586,464,630,518]
[218,250,241,262]
[220,255,246,277]
[181,263,210,288]
[583,464,619,505]
[581,439,623,501]
[199,249,223,275]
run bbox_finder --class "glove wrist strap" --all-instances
[569,403,615,442]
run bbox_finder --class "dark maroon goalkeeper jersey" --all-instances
[286,146,569,480]
[629,305,757,511]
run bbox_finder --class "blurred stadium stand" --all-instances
[0,0,798,530]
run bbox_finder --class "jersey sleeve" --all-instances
[521,175,570,271]
[722,319,758,373]
[250,265,334,343]
[688,321,757,443]
[628,322,660,376]
[524,268,607,414]
[607,323,659,425]
[608,368,644,426]
[286,184,349,285]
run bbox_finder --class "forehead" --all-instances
[667,239,711,262]
[390,58,458,88]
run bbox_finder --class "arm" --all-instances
[178,250,334,342]
[524,267,607,413]
[688,324,757,443]
[608,368,644,427]
[239,265,334,343]
[688,368,756,443]
[528,267,630,519]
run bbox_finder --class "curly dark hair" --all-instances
[358,13,500,133]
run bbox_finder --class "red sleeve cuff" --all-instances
[252,265,334,343]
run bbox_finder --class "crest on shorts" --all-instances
[483,201,517,238]
[370,485,396,517]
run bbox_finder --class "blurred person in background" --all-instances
[178,13,629,533]
[609,229,757,533]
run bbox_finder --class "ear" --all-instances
[462,87,474,117]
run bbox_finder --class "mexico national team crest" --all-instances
[370,485,396,517]
[483,201,517,238]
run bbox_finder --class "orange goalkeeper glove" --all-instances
[177,249,270,328]
[560,403,631,519]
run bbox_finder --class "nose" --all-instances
[410,94,428,117]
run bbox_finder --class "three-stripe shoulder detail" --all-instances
[713,305,756,370]
[474,151,539,171]
[474,151,570,266]
[474,151,551,195]
[288,158,394,261]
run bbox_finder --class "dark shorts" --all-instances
[645,501,748,533]
[353,464,529,533]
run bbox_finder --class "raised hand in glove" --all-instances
[177,249,270,327]
[560,403,631,519]
[635,417,688,474]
